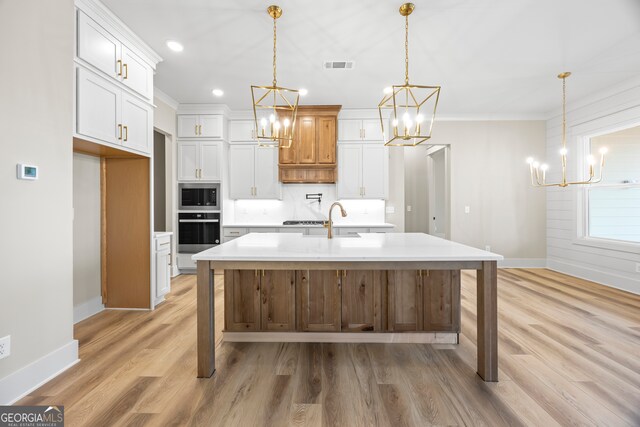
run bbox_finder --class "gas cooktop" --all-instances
[282,220,325,226]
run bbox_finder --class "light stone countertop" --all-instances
[223,223,396,228]
[193,232,503,262]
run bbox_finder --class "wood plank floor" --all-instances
[19,269,640,426]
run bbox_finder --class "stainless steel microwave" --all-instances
[178,183,220,211]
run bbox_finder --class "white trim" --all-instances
[0,340,79,405]
[154,88,179,110]
[573,237,640,255]
[223,331,458,344]
[547,259,639,295]
[435,113,548,121]
[498,258,547,268]
[73,296,105,324]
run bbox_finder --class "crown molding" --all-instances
[154,88,179,110]
[177,104,232,116]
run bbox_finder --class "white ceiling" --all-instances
[101,0,640,116]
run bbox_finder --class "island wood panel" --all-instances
[422,269,461,332]
[341,270,384,331]
[261,270,296,331]
[224,270,260,331]
[297,270,341,332]
[317,116,336,164]
[387,270,423,331]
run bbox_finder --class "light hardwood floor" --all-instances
[19,269,640,426]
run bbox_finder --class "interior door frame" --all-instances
[425,145,451,240]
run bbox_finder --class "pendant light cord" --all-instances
[405,14,409,85]
[273,16,277,87]
[562,76,566,150]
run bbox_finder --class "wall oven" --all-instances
[178,212,220,253]
[179,183,220,211]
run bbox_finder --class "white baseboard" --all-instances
[498,258,547,268]
[0,340,79,405]
[223,331,458,344]
[547,258,640,295]
[73,296,104,324]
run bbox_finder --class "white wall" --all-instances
[546,79,640,294]
[73,154,103,323]
[0,0,77,404]
[399,120,547,264]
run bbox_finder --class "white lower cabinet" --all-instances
[176,253,197,270]
[177,140,222,181]
[154,234,172,305]
[229,145,281,199]
[337,144,388,199]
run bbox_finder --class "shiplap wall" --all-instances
[546,78,640,295]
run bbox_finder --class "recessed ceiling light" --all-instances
[211,89,224,97]
[299,88,308,96]
[166,40,184,52]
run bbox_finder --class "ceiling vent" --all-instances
[324,61,355,70]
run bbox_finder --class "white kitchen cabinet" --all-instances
[178,141,222,181]
[76,67,152,154]
[77,11,153,100]
[154,234,172,305]
[337,144,388,199]
[178,115,223,138]
[230,120,257,142]
[229,145,281,199]
[339,119,382,141]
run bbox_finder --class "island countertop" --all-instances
[192,232,503,262]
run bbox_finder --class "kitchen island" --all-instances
[193,232,503,381]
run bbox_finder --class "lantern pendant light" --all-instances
[378,3,441,146]
[251,5,299,148]
[526,72,607,187]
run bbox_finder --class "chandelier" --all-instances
[251,5,299,148]
[378,3,441,146]
[527,72,607,187]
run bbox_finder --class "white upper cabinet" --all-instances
[76,67,121,145]
[178,115,223,139]
[337,144,388,199]
[229,120,257,142]
[177,141,222,182]
[339,119,382,141]
[77,11,154,100]
[121,92,152,153]
[229,145,281,199]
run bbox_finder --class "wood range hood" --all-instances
[279,105,341,183]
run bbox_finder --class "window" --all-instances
[586,125,640,243]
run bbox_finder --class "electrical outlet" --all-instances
[636,263,640,273]
[485,245,491,252]
[407,205,412,212]
[0,335,10,360]
[385,206,395,214]
[464,206,471,214]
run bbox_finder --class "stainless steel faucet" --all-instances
[324,202,347,239]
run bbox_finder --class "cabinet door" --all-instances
[261,270,296,331]
[336,144,362,199]
[121,45,153,100]
[255,147,281,199]
[297,270,341,331]
[341,270,383,331]
[177,115,199,138]
[76,68,121,145]
[229,146,255,199]
[177,141,199,181]
[230,120,256,142]
[77,11,121,80]
[200,141,221,181]
[199,115,223,139]
[121,92,152,154]
[387,270,422,331]
[225,270,261,331]
[422,270,461,332]
[155,248,170,298]
[318,117,336,164]
[297,116,317,164]
[339,119,363,141]
[361,145,387,199]
[361,119,382,141]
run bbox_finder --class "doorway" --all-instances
[426,146,450,239]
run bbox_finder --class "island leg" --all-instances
[197,260,215,377]
[476,260,498,381]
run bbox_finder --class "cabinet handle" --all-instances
[254,187,257,196]
[362,128,365,139]
[116,59,122,76]
[123,125,128,141]
[363,187,366,196]
[195,124,198,135]
[118,124,123,140]
[198,124,202,135]
[122,63,128,79]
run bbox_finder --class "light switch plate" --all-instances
[464,206,470,214]
[0,335,10,360]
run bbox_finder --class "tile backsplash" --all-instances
[231,184,385,225]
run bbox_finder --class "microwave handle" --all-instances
[178,219,220,223]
